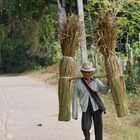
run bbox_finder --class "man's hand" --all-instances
[73,118,78,120]
[107,80,110,86]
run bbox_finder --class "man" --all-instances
[72,62,109,140]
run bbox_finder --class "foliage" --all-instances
[31,4,58,66]
[116,1,140,47]
[0,39,34,73]
[0,1,58,73]
[51,42,62,64]
[3,0,45,19]
[133,41,140,57]
[0,0,140,75]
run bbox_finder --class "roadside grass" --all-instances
[25,64,59,85]
[27,64,140,140]
[104,94,140,140]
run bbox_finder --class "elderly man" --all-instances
[72,62,109,140]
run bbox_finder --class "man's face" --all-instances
[81,71,93,80]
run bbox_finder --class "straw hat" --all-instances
[80,62,96,72]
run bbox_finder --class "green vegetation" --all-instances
[0,0,140,75]
[0,1,59,73]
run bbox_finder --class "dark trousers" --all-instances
[81,99,103,140]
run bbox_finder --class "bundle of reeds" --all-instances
[58,14,83,121]
[95,11,129,117]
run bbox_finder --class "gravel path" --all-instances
[0,75,108,140]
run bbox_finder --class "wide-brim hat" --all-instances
[80,62,96,72]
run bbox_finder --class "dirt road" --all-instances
[0,75,107,140]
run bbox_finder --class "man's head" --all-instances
[80,62,96,80]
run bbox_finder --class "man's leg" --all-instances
[93,110,103,140]
[81,100,93,140]
[81,110,92,140]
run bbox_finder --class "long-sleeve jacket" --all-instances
[72,78,109,119]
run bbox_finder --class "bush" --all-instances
[0,39,35,73]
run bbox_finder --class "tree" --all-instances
[77,0,88,63]
[57,0,66,37]
[0,0,58,72]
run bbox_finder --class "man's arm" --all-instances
[96,78,109,94]
[72,82,79,120]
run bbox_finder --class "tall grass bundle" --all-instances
[60,14,83,57]
[58,14,83,121]
[95,11,129,117]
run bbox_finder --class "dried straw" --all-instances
[58,14,83,121]
[60,14,83,57]
[96,11,118,57]
[95,11,129,117]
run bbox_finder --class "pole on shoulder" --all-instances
[69,75,107,81]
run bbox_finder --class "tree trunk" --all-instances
[77,0,88,63]
[127,49,134,83]
[138,33,140,82]
[137,56,140,82]
[57,0,66,37]
[0,49,2,67]
[91,45,99,71]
